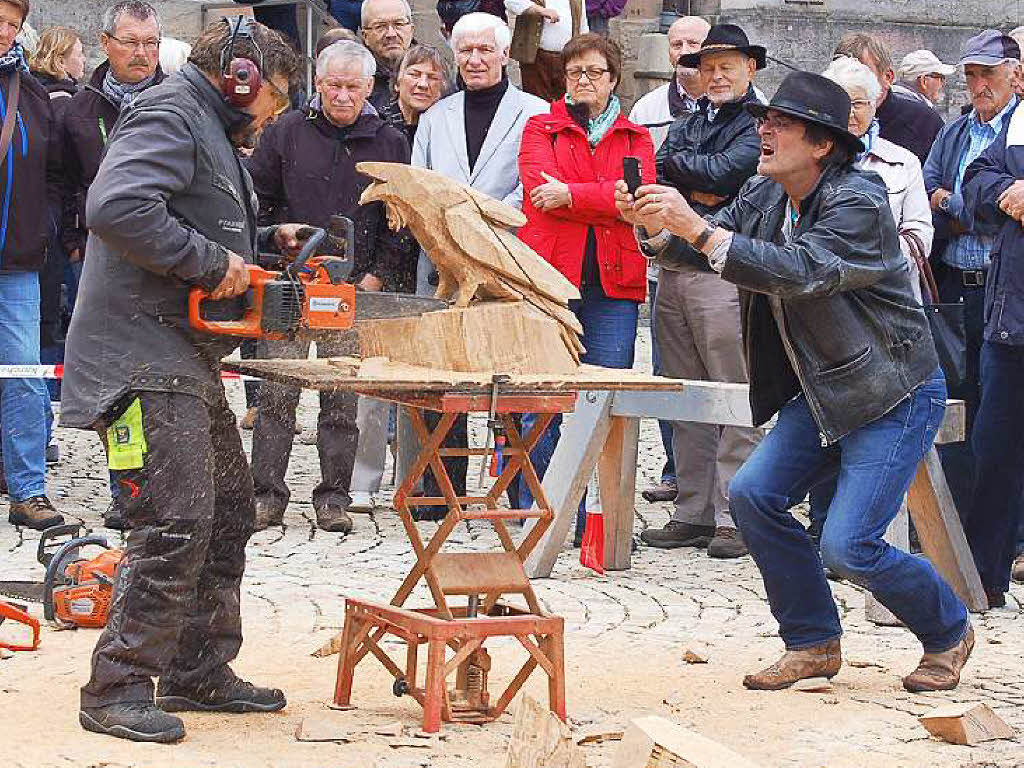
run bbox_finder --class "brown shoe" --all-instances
[707,526,748,559]
[316,504,353,534]
[641,480,677,503]
[8,495,64,530]
[743,639,842,690]
[902,625,974,692]
[1012,553,1024,584]
[239,406,258,430]
[254,499,285,531]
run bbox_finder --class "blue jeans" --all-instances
[730,370,969,652]
[967,341,1024,594]
[520,288,639,524]
[649,278,675,483]
[0,272,52,500]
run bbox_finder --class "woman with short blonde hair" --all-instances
[30,25,85,81]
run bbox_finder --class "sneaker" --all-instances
[1011,553,1024,584]
[254,499,285,531]
[239,406,258,430]
[348,491,375,512]
[156,677,286,714]
[641,480,677,503]
[45,443,60,466]
[103,499,128,531]
[639,520,715,549]
[80,702,185,743]
[315,504,353,534]
[707,526,748,559]
[902,625,974,692]
[743,639,842,690]
[8,496,64,530]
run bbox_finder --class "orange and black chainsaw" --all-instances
[188,215,443,339]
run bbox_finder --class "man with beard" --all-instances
[360,0,414,110]
[62,18,305,743]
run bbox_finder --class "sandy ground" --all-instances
[1,328,1022,768]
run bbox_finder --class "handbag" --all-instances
[903,230,967,393]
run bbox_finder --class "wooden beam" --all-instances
[599,416,640,571]
[906,447,988,612]
[524,391,614,579]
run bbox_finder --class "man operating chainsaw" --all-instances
[61,18,303,743]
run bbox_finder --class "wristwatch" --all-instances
[938,193,952,212]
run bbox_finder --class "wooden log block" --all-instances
[613,716,761,768]
[919,703,1014,745]
[357,302,578,375]
[504,694,586,768]
[599,416,640,571]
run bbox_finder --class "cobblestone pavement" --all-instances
[1,329,1022,768]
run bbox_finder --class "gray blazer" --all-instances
[410,83,548,294]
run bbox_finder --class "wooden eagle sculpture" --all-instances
[357,162,585,361]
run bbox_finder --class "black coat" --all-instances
[245,105,415,291]
[877,88,944,168]
[61,61,166,255]
[654,86,761,271]
[0,68,62,272]
[713,164,939,444]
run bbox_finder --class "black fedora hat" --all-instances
[677,24,767,70]
[746,71,864,156]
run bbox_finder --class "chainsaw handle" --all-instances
[0,600,39,651]
[288,227,327,276]
[188,265,268,338]
[43,534,110,623]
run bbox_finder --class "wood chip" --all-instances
[295,716,353,742]
[576,725,625,745]
[919,702,1014,745]
[311,631,344,658]
[372,721,404,738]
[791,677,833,693]
[682,649,707,664]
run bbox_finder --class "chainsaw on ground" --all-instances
[189,215,444,339]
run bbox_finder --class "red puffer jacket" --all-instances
[518,98,656,302]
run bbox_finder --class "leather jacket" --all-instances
[709,164,939,444]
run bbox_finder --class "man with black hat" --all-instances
[618,70,973,693]
[639,23,764,559]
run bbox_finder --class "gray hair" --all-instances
[317,40,376,79]
[450,12,511,54]
[103,1,161,37]
[823,55,882,104]
[360,0,413,29]
[398,44,451,87]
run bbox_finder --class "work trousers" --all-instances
[520,50,566,103]
[649,276,675,483]
[81,389,255,707]
[655,267,759,529]
[250,336,358,512]
[967,340,1024,596]
[730,370,969,653]
[351,396,389,495]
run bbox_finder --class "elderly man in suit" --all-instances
[408,12,546,505]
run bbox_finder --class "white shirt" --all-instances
[505,0,588,53]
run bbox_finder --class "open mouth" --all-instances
[761,143,775,157]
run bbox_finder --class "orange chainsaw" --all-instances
[42,526,122,629]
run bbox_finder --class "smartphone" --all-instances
[623,156,642,196]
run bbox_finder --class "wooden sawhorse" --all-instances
[333,390,575,733]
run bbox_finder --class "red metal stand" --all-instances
[333,391,574,733]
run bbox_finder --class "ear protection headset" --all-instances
[219,15,264,107]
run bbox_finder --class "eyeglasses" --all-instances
[565,66,609,82]
[756,114,798,131]
[849,98,874,112]
[363,18,412,35]
[105,33,161,52]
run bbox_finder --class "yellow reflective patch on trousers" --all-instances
[106,398,148,470]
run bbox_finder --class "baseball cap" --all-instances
[898,49,956,79]
[958,29,1021,67]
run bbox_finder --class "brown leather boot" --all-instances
[902,625,974,692]
[743,639,842,690]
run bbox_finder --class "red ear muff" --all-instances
[221,57,262,107]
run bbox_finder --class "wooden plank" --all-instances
[613,716,761,768]
[609,384,753,427]
[599,416,640,572]
[524,391,614,579]
[866,500,909,626]
[906,447,988,612]
[432,552,530,596]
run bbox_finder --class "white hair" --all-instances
[317,40,377,79]
[159,37,191,74]
[450,12,511,54]
[360,0,413,28]
[823,55,882,104]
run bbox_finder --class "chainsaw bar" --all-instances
[352,292,447,322]
[0,581,44,603]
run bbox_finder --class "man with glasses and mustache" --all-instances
[360,0,415,110]
[61,1,165,529]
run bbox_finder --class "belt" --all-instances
[958,268,987,287]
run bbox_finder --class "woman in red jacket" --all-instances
[517,33,655,530]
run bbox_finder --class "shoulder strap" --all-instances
[0,70,21,166]
[902,229,939,303]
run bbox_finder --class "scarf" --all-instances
[102,68,157,111]
[566,93,621,148]
[857,118,880,164]
[0,42,29,75]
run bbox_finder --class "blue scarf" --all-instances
[102,68,158,111]
[0,42,29,75]
[857,118,880,163]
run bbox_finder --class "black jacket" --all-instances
[245,104,415,291]
[370,52,395,113]
[712,164,939,444]
[654,86,761,271]
[61,61,166,255]
[0,68,62,272]
[877,88,944,168]
[62,65,273,429]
